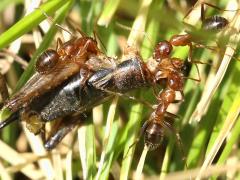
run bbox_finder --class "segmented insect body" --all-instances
[31,56,149,122]
[5,36,102,112]
[1,47,156,149]
[143,57,185,150]
[167,3,230,57]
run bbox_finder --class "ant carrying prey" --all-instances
[0,1,238,180]
[0,35,191,150]
[0,2,233,151]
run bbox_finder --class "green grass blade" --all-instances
[0,0,23,13]
[85,123,97,180]
[97,0,121,26]
[0,0,70,49]
[14,0,73,91]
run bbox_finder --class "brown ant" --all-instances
[2,3,230,149]
[130,40,189,157]
[0,38,189,150]
[131,1,239,160]
[167,2,239,64]
[5,30,106,112]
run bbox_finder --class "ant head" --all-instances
[144,122,164,151]
[36,49,59,74]
[153,41,173,60]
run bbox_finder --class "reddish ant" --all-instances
[1,2,231,150]
[5,28,107,113]
[133,2,240,162]
[0,38,189,150]
[167,2,239,64]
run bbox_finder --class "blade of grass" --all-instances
[95,96,118,179]
[190,0,240,122]
[0,0,23,13]
[85,123,97,180]
[0,0,70,49]
[196,86,240,179]
[14,0,74,91]
[205,61,239,155]
[97,0,121,27]
[96,119,119,180]
[120,0,153,178]
[134,146,149,180]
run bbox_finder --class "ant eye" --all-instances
[36,49,59,74]
[153,41,172,60]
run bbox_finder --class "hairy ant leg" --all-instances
[160,116,187,163]
[94,87,153,109]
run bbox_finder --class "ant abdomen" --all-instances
[144,122,164,150]
[36,49,59,74]
[202,15,229,31]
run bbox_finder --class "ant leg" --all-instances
[165,111,181,119]
[180,90,185,101]
[161,118,187,168]
[44,113,87,150]
[125,120,151,158]
[94,86,154,109]
[200,3,205,22]
[201,2,240,13]
[184,76,201,82]
[193,63,201,82]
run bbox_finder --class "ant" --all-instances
[0,2,232,150]
[167,2,238,64]
[0,38,189,150]
[5,28,110,113]
[129,2,240,164]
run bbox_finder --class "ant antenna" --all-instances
[36,7,74,37]
[124,120,150,159]
[116,22,154,47]
[93,30,107,53]
[92,15,107,53]
[124,138,140,159]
